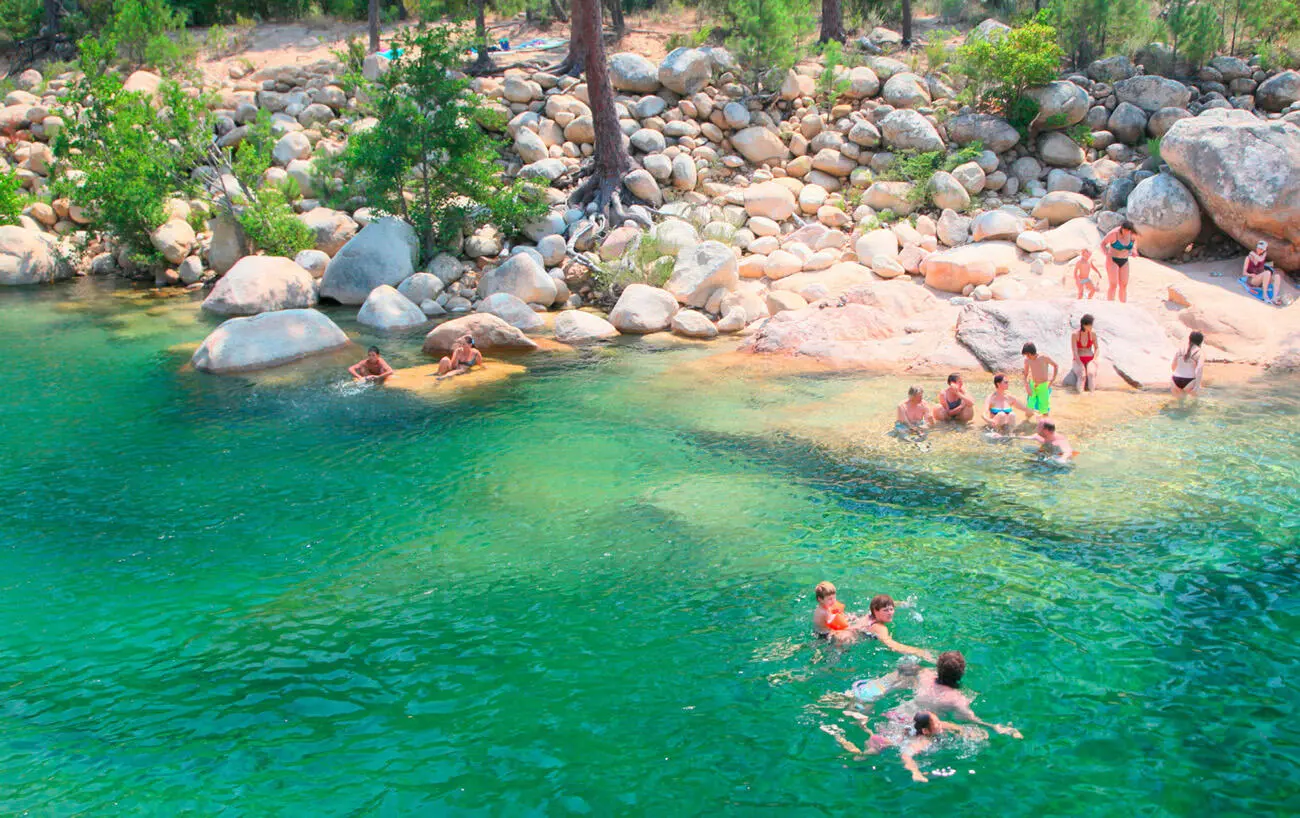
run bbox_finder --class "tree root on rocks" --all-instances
[566,164,655,231]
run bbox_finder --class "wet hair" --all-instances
[1041,421,1056,433]
[1080,314,1094,328]
[815,581,836,601]
[947,373,960,385]
[936,650,966,688]
[908,385,923,398]
[1184,331,1204,360]
[1120,220,1135,233]
[368,346,380,355]
[870,594,894,614]
[993,373,1007,386]
[1022,342,1037,356]
[914,712,936,734]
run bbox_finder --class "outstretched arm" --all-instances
[900,738,931,783]
[954,702,1023,739]
[869,624,935,662]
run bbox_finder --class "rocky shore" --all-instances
[1,25,1297,377]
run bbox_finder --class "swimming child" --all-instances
[848,657,925,705]
[812,581,862,643]
[984,374,1029,435]
[1021,420,1074,465]
[1021,342,1059,418]
[1071,313,1099,393]
[905,650,1024,740]
[349,346,394,384]
[861,594,936,662]
[822,709,989,783]
[1171,330,1205,397]
[896,386,934,435]
[932,373,975,424]
[1072,248,1099,300]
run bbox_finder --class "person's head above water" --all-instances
[1080,314,1094,329]
[936,650,966,688]
[815,581,837,605]
[907,385,924,401]
[1022,342,1037,357]
[913,711,940,736]
[1040,420,1057,434]
[870,594,895,622]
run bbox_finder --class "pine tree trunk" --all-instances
[553,0,591,76]
[470,0,495,74]
[43,0,60,46]
[901,0,912,45]
[819,0,844,43]
[606,0,626,37]
[369,0,380,52]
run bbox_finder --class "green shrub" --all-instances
[816,40,852,102]
[924,28,959,72]
[590,233,676,290]
[0,169,26,226]
[330,25,546,256]
[1006,95,1040,141]
[237,183,314,257]
[1147,136,1162,164]
[0,0,42,42]
[52,41,213,264]
[955,12,1064,109]
[109,0,188,67]
[728,0,812,82]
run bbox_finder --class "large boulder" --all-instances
[921,242,1017,293]
[731,126,789,164]
[608,283,679,333]
[1256,70,1300,112]
[658,48,711,95]
[744,181,797,220]
[665,241,738,307]
[1126,172,1201,259]
[1107,101,1148,145]
[1025,81,1089,129]
[1032,191,1093,225]
[956,301,1174,386]
[0,226,71,285]
[946,113,1020,153]
[1162,110,1300,269]
[422,313,539,354]
[320,217,420,304]
[881,72,931,108]
[744,282,941,361]
[1114,75,1191,113]
[150,218,196,265]
[357,284,427,330]
[970,210,1025,242]
[879,109,945,152]
[192,309,348,373]
[1041,218,1101,263]
[298,207,358,256]
[609,52,660,93]
[397,272,445,304]
[479,253,558,305]
[476,291,545,332]
[1087,55,1137,83]
[554,310,620,343]
[207,212,249,276]
[1038,132,1084,167]
[202,256,317,315]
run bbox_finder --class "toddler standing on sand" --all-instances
[1072,249,1100,299]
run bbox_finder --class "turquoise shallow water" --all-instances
[1,281,1298,816]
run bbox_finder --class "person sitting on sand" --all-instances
[932,373,975,423]
[1021,420,1073,464]
[813,581,863,643]
[896,386,934,434]
[860,594,936,662]
[437,335,483,378]
[823,710,991,783]
[349,346,394,384]
[1244,241,1281,305]
[1071,313,1100,393]
[1171,331,1205,397]
[905,650,1023,739]
[1021,343,1059,419]
[1073,248,1100,300]
[984,374,1029,435]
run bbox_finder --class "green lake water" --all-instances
[1,280,1297,816]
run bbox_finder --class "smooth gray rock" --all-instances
[320,217,420,305]
[192,309,348,373]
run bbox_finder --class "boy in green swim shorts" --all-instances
[1021,342,1059,418]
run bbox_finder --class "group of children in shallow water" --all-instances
[812,581,1023,782]
[893,313,1209,464]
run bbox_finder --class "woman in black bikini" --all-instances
[1101,221,1138,303]
[1171,331,1204,397]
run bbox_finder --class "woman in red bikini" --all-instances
[1071,313,1099,392]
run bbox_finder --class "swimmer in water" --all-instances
[847,656,925,705]
[812,581,858,643]
[1020,419,1073,464]
[984,373,1029,436]
[1021,342,1059,420]
[437,334,484,378]
[349,346,394,384]
[861,594,936,662]
[905,650,1023,739]
[896,386,934,436]
[932,373,975,424]
[822,710,987,783]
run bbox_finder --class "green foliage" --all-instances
[727,0,812,80]
[237,183,314,256]
[52,55,212,263]
[332,25,546,255]
[109,0,188,67]
[1147,136,1162,164]
[885,142,984,183]
[1006,94,1040,141]
[0,0,42,42]
[925,28,959,72]
[816,40,852,102]
[590,233,676,291]
[1167,0,1221,67]
[956,12,1065,108]
[1067,122,1094,146]
[666,25,715,52]
[0,168,26,227]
